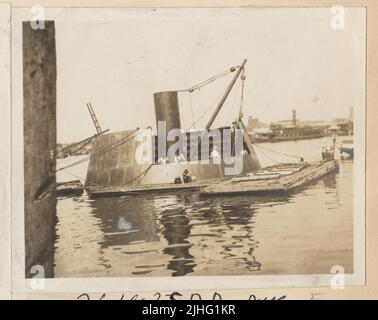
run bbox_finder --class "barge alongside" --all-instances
[200,160,339,197]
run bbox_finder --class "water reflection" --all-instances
[54,196,106,276]
[92,196,160,248]
[323,174,337,189]
[161,207,195,276]
[54,138,353,277]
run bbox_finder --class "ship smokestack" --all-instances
[154,91,181,133]
[154,91,182,161]
[292,110,297,127]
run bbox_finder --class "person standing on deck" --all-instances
[210,146,221,164]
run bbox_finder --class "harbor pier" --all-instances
[23,21,57,278]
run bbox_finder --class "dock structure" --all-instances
[23,21,57,278]
[200,160,339,197]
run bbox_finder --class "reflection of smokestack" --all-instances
[292,110,297,127]
[154,91,181,133]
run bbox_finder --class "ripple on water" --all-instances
[54,147,354,277]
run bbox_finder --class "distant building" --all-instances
[247,116,268,131]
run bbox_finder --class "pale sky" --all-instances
[13,7,366,143]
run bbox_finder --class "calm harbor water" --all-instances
[54,136,353,277]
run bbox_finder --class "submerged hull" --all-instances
[85,130,261,196]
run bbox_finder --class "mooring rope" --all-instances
[253,143,303,160]
[254,146,283,164]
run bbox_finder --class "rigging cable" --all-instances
[225,77,242,125]
[186,86,231,131]
[178,66,237,93]
[253,143,283,164]
[177,64,241,130]
[188,91,195,128]
[253,143,303,160]
[56,128,140,172]
[122,164,154,186]
[58,170,86,183]
[69,134,97,155]
[238,70,246,121]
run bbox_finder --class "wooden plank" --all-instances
[200,160,338,196]
[86,178,225,197]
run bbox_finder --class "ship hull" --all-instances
[339,147,353,157]
[339,140,354,158]
[251,133,325,143]
[85,130,261,196]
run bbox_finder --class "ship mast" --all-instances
[205,58,247,130]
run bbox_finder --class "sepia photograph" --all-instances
[7,5,366,294]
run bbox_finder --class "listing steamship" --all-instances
[84,59,262,196]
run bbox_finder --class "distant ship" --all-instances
[339,139,353,158]
[250,110,327,143]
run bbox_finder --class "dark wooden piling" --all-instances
[23,21,57,278]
